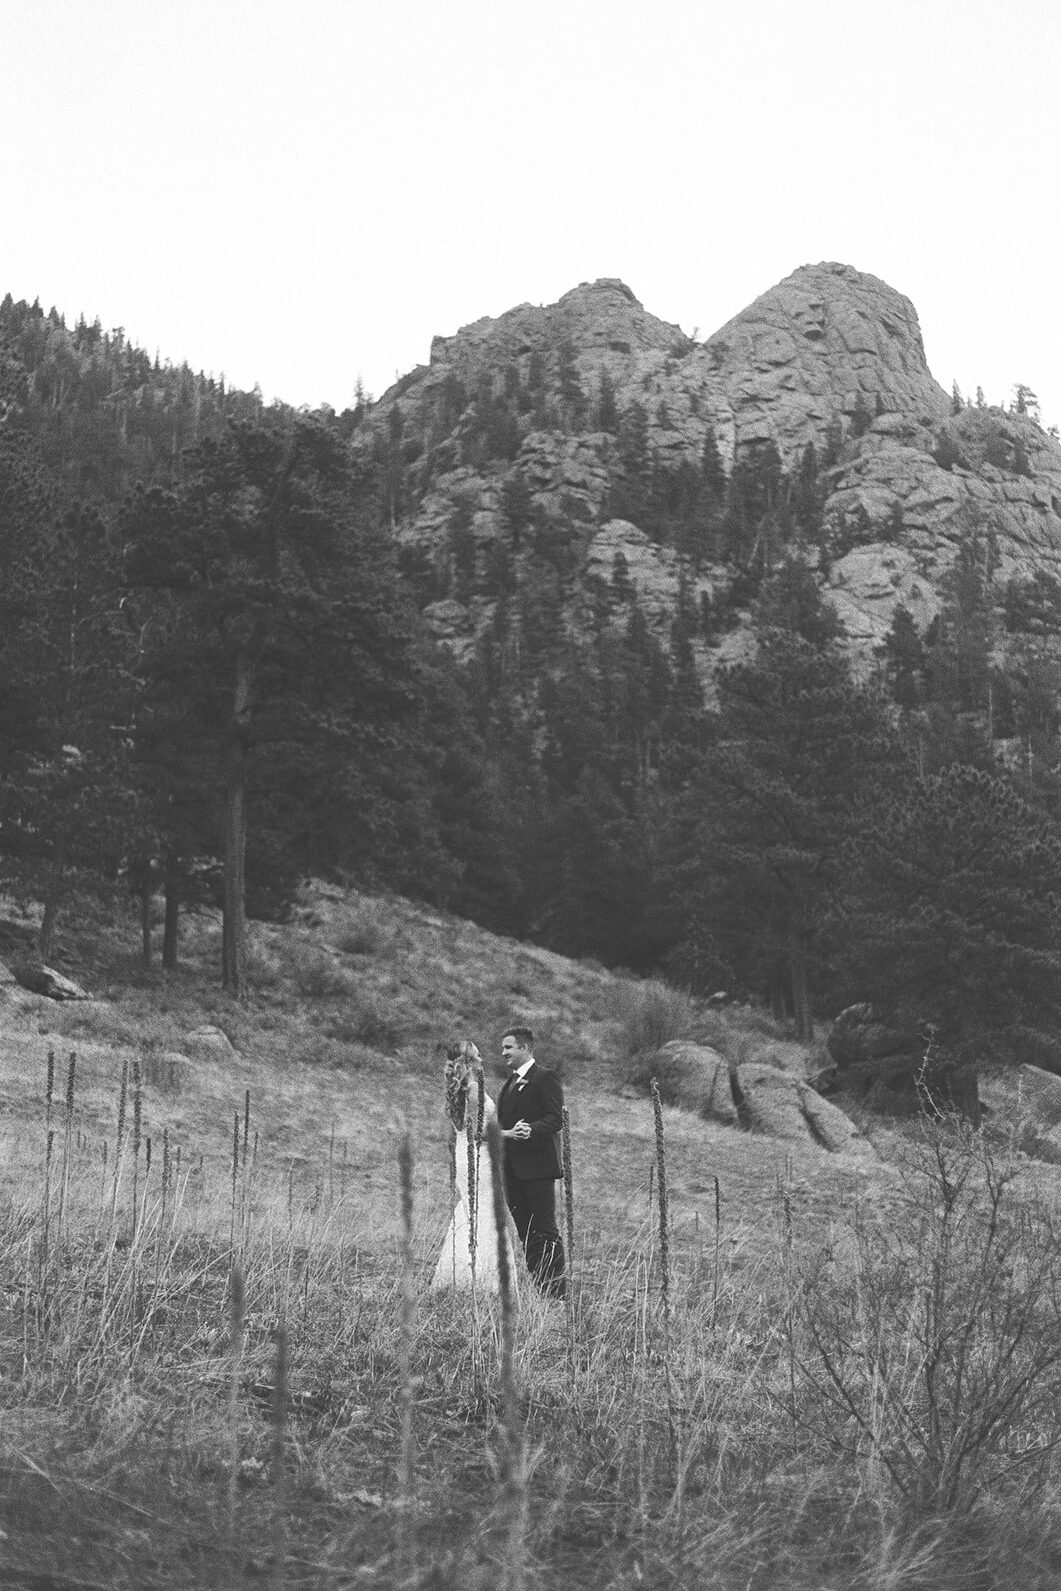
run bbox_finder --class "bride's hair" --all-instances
[442,1040,485,1137]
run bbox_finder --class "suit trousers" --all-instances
[503,1167,565,1298]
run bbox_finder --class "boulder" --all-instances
[651,1040,738,1126]
[733,1061,875,1159]
[733,1062,804,1140]
[9,961,91,1001]
[144,1051,199,1094]
[827,1004,979,1117]
[827,1004,922,1107]
[185,1025,236,1059]
[798,1085,874,1158]
[732,1034,828,1085]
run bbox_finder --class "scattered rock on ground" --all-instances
[184,1025,236,1058]
[734,1061,875,1159]
[651,1040,738,1126]
[827,1003,979,1116]
[732,1034,830,1085]
[9,961,91,1001]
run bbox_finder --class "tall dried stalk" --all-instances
[445,1123,458,1287]
[561,1105,576,1375]
[40,1050,56,1300]
[239,1091,254,1252]
[650,1080,671,1325]
[270,1321,289,1586]
[486,1118,525,1591]
[474,1058,485,1139]
[155,1128,170,1298]
[229,1110,241,1257]
[651,1078,678,1459]
[55,1052,76,1250]
[227,1260,246,1534]
[465,1112,479,1284]
[106,1056,129,1253]
[131,1057,143,1240]
[711,1174,721,1331]
[776,1161,798,1455]
[396,1126,416,1570]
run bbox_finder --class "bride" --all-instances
[430,1040,516,1294]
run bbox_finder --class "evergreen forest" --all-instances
[3,292,1061,1096]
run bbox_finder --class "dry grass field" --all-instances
[2,883,1061,1590]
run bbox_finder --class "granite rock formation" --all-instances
[358,263,1061,672]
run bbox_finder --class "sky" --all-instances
[2,0,1059,425]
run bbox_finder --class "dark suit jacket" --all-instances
[498,1062,564,1181]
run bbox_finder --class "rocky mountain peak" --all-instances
[704,261,950,459]
[423,275,687,383]
[360,263,1061,677]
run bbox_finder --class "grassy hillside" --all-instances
[2,885,1060,1590]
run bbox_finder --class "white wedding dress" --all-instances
[431,1092,515,1293]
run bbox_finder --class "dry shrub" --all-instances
[792,1122,1061,1519]
[291,1033,353,1068]
[335,900,394,958]
[138,1047,196,1096]
[287,944,357,1000]
[44,999,171,1052]
[244,937,285,990]
[728,1030,814,1078]
[326,992,404,1052]
[606,978,700,1064]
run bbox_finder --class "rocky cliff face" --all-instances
[358,263,1061,671]
[704,261,950,454]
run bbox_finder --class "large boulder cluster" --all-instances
[646,1035,875,1160]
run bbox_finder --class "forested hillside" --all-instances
[3,273,1061,1101]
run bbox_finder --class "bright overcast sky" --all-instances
[2,0,1059,426]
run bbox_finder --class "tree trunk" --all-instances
[38,847,67,960]
[140,874,153,970]
[162,855,181,971]
[789,924,813,1043]
[769,966,788,1023]
[222,651,251,1001]
[39,892,60,961]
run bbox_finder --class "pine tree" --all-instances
[700,426,726,504]
[596,368,619,434]
[880,603,926,709]
[557,342,587,430]
[669,586,900,1036]
[925,530,998,717]
[793,443,822,540]
[837,765,1061,1076]
[121,416,428,998]
[0,391,133,952]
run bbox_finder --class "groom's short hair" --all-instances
[503,1025,534,1051]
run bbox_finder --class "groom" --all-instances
[498,1025,566,1300]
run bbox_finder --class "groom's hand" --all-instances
[502,1120,531,1140]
